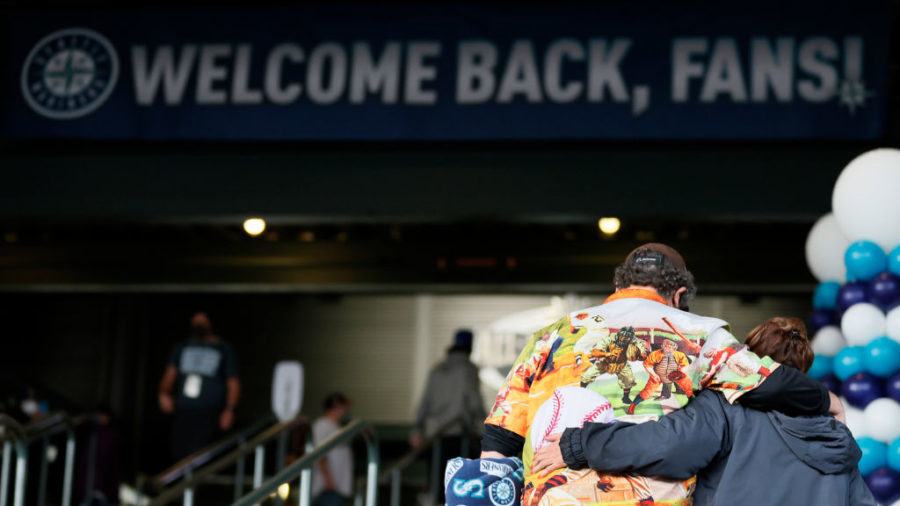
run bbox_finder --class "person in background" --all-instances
[411,329,486,505]
[410,329,485,450]
[312,393,353,506]
[158,312,240,460]
[533,317,875,506]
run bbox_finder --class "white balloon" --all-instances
[811,326,848,357]
[863,398,900,443]
[832,148,900,251]
[844,401,869,438]
[805,214,850,282]
[887,307,900,344]
[841,303,887,346]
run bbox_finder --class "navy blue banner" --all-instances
[1,3,891,140]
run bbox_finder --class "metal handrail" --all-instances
[376,416,472,506]
[150,414,276,489]
[0,415,28,506]
[3,411,89,506]
[149,414,310,506]
[378,416,467,481]
[231,419,378,506]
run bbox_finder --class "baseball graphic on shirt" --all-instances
[530,387,614,453]
[573,320,609,356]
[725,349,758,377]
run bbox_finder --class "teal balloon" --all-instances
[889,439,900,472]
[807,355,834,379]
[858,437,889,476]
[835,346,867,380]
[891,246,900,277]
[813,281,842,310]
[865,337,900,377]
[846,241,888,282]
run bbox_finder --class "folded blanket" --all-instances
[445,456,524,506]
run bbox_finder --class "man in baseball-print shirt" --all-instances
[479,244,840,506]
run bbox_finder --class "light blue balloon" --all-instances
[835,346,867,381]
[813,281,842,310]
[865,337,900,377]
[890,245,900,277]
[858,437,888,476]
[889,439,900,472]
[807,355,834,379]
[845,241,888,282]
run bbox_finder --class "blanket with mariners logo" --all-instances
[484,289,778,506]
[445,457,525,506]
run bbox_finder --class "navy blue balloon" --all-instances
[819,374,842,395]
[887,371,900,402]
[865,467,900,504]
[838,281,869,314]
[842,372,886,409]
[869,272,900,312]
[810,309,839,333]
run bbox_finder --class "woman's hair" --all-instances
[744,317,814,373]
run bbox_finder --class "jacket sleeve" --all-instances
[737,365,830,416]
[848,468,877,506]
[482,424,525,456]
[561,390,728,480]
[483,317,563,444]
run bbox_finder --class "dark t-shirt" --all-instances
[167,339,238,409]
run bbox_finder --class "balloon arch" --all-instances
[804,149,900,504]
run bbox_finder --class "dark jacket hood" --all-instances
[767,411,861,474]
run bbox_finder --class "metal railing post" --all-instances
[1,441,10,506]
[390,468,401,506]
[13,439,27,506]
[37,436,49,506]
[84,431,97,503]
[183,469,193,506]
[364,430,379,506]
[429,438,442,506]
[62,428,75,506]
[253,443,265,506]
[0,416,35,506]
[233,437,246,502]
[275,432,288,505]
[298,443,313,506]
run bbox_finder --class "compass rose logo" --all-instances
[20,28,119,120]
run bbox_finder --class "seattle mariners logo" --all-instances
[20,28,119,120]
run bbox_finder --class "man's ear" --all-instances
[672,286,688,308]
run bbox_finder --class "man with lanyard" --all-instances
[478,244,840,506]
[159,312,240,460]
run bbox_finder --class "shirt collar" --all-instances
[603,288,669,306]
